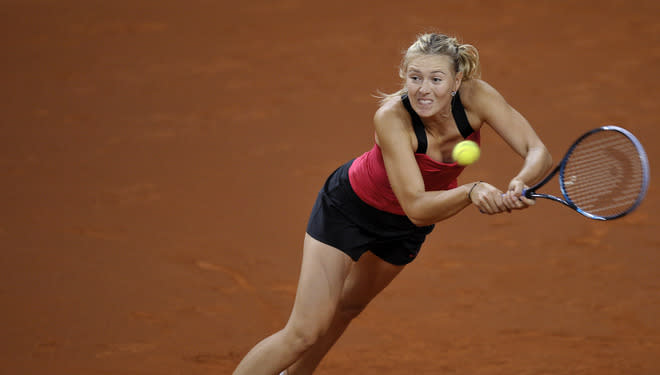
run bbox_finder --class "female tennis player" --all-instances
[232,32,553,375]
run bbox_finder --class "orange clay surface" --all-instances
[1,1,659,374]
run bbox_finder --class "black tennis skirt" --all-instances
[306,159,434,266]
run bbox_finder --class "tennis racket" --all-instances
[523,125,649,220]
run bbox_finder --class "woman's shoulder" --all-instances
[459,79,500,103]
[374,95,409,126]
[459,79,509,115]
[459,79,512,130]
[373,95,415,148]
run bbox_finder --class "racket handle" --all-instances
[522,188,534,199]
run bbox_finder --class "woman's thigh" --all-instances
[285,234,354,333]
[338,251,405,316]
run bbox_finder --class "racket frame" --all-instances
[523,125,650,221]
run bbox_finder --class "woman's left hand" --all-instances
[502,178,535,210]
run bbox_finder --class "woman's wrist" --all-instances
[468,181,481,203]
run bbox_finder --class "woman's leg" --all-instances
[287,250,405,375]
[232,234,353,375]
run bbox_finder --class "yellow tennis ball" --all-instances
[452,140,480,166]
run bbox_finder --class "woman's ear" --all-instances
[454,71,464,91]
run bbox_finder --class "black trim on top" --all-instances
[401,94,428,153]
[401,92,475,154]
[451,91,474,139]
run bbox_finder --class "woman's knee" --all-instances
[281,320,329,354]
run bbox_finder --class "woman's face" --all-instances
[405,54,460,118]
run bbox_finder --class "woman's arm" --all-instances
[467,80,553,210]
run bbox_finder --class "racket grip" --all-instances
[522,188,532,198]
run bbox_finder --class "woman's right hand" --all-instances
[468,182,509,214]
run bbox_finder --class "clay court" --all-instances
[1,1,659,374]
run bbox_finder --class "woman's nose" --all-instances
[419,80,431,93]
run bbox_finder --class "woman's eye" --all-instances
[433,77,443,82]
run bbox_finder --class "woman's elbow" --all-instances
[408,215,433,227]
[404,205,436,227]
[540,146,553,173]
[528,143,553,173]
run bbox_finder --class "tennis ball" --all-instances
[452,140,480,166]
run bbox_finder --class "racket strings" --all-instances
[562,131,645,217]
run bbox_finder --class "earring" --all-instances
[450,91,456,96]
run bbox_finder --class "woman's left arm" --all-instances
[470,80,553,209]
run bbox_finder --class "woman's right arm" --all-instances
[374,105,489,226]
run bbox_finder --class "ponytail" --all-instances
[456,43,481,80]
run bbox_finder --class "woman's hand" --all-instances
[468,182,509,214]
[502,178,535,210]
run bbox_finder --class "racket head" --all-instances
[559,126,650,220]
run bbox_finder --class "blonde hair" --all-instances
[378,33,481,103]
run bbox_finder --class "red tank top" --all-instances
[348,131,480,215]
